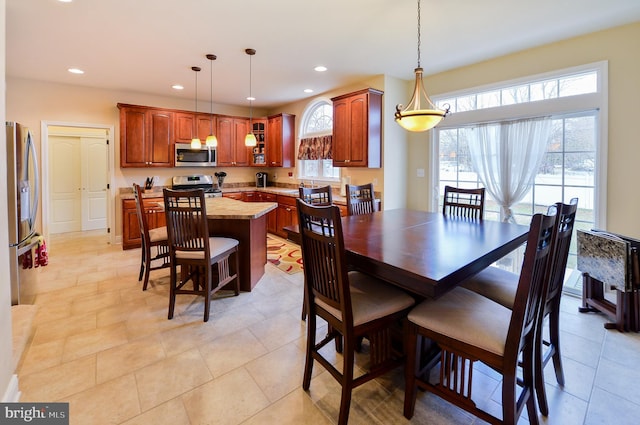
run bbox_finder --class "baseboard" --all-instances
[2,375,21,402]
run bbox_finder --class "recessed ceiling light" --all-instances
[58,0,73,3]
[172,84,184,90]
[246,96,256,101]
[314,66,327,72]
[304,89,314,93]
[68,68,84,74]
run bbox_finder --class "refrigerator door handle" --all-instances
[25,130,39,232]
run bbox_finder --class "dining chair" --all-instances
[298,185,333,206]
[133,183,170,290]
[298,185,333,321]
[345,183,376,216]
[297,199,415,425]
[460,198,578,415]
[404,211,558,425]
[442,185,485,219]
[163,188,240,322]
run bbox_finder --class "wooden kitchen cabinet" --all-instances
[122,197,166,249]
[250,119,267,166]
[118,104,174,168]
[175,112,216,143]
[331,88,383,168]
[266,113,295,167]
[223,192,245,200]
[242,191,278,234]
[217,116,250,166]
[275,195,298,238]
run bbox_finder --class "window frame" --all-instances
[429,61,608,229]
[297,98,341,183]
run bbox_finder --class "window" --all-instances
[432,62,607,294]
[298,101,340,181]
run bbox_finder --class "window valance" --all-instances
[297,135,332,160]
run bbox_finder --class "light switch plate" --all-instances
[417,168,425,178]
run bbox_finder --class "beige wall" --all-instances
[1,0,16,400]
[418,21,640,237]
[5,78,268,240]
[6,74,409,241]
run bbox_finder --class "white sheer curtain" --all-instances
[469,117,552,223]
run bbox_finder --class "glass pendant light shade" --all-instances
[191,137,202,149]
[244,133,257,147]
[395,67,449,132]
[395,0,449,132]
[205,134,218,147]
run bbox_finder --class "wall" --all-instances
[1,0,18,401]
[6,78,269,240]
[267,75,407,210]
[416,22,640,237]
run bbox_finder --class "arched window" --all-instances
[298,100,340,181]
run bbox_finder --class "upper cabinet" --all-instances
[266,113,295,167]
[250,119,267,166]
[331,88,383,168]
[175,112,217,144]
[217,116,250,167]
[118,103,173,168]
[118,102,294,169]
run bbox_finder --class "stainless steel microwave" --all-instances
[174,143,217,167]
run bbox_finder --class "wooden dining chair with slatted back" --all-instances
[133,183,170,290]
[298,185,333,321]
[298,185,333,206]
[460,198,578,415]
[404,211,558,425]
[346,183,376,216]
[442,185,485,219]
[297,198,415,425]
[163,188,240,322]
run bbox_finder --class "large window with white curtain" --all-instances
[431,62,607,290]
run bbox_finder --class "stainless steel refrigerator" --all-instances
[6,121,40,305]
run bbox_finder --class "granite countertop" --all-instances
[204,197,277,219]
[120,185,349,205]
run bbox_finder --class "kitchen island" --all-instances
[203,197,277,292]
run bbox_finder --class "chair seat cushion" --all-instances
[149,226,168,243]
[175,237,239,260]
[408,287,512,357]
[460,266,518,309]
[317,271,415,326]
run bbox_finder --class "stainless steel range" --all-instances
[171,175,222,198]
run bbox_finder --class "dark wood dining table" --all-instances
[285,209,529,299]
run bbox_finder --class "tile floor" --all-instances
[14,230,640,425]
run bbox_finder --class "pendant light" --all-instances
[395,0,450,132]
[244,48,257,147]
[191,66,202,149]
[205,54,218,147]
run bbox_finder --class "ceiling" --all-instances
[7,0,640,109]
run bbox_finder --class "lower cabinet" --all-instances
[223,191,346,239]
[223,192,245,201]
[244,191,278,234]
[122,197,166,250]
[276,195,298,239]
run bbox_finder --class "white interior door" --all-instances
[81,137,108,230]
[49,136,81,233]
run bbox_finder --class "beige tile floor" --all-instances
[15,230,640,425]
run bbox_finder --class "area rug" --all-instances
[267,236,303,275]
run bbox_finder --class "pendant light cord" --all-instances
[249,52,253,125]
[416,0,421,68]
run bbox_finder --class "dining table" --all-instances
[285,208,529,299]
